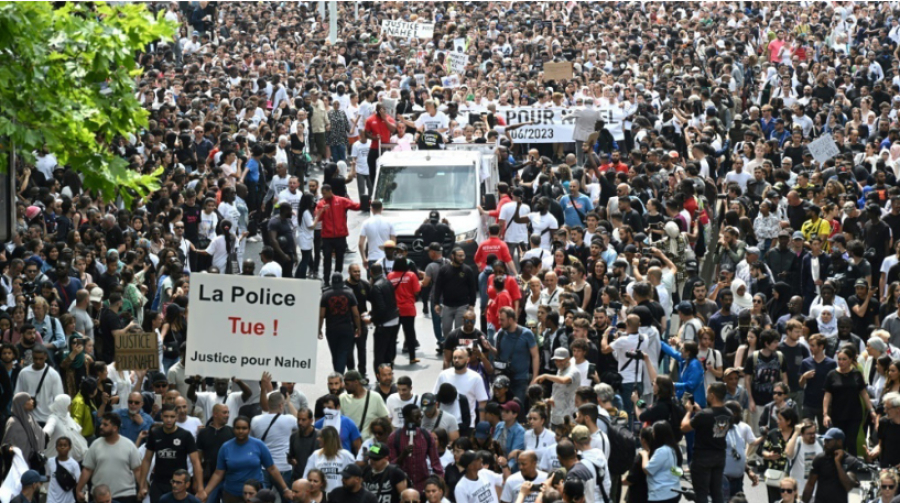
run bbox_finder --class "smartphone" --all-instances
[154,394,163,408]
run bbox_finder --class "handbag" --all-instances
[764,468,786,488]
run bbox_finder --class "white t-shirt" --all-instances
[725,170,753,193]
[352,141,372,175]
[46,456,81,503]
[302,449,356,493]
[501,470,548,503]
[360,215,396,261]
[415,111,450,132]
[195,391,246,427]
[529,213,559,250]
[177,416,203,439]
[251,412,299,472]
[385,393,420,428]
[433,369,490,427]
[610,333,646,384]
[276,188,303,226]
[572,358,591,387]
[498,203,531,244]
[298,211,315,251]
[455,469,503,503]
[537,443,562,472]
[260,261,283,277]
[523,248,553,271]
[788,437,824,495]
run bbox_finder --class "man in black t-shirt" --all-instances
[682,382,731,503]
[139,404,205,503]
[362,442,408,503]
[332,464,378,503]
[416,129,444,150]
[802,428,860,503]
[847,280,879,336]
[318,273,362,373]
[268,202,296,278]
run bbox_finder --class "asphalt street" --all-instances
[241,168,864,503]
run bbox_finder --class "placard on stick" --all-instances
[808,133,841,165]
[115,331,159,371]
[543,61,574,81]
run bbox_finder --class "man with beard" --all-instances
[801,429,860,503]
[433,348,490,430]
[76,414,143,503]
[196,404,234,503]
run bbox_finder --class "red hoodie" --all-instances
[316,195,361,238]
[387,270,421,317]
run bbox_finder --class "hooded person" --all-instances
[2,392,45,464]
[767,282,793,321]
[42,394,88,461]
[731,278,753,311]
[816,305,838,338]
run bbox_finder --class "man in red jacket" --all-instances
[474,223,514,272]
[315,184,361,286]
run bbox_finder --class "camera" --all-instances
[625,349,644,360]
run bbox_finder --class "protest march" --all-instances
[5,2,900,503]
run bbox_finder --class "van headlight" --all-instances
[455,230,477,242]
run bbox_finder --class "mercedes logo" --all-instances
[411,239,425,252]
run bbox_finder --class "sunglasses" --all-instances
[781,489,794,494]
[885,485,897,490]
[773,391,785,396]
[128,400,143,405]
[753,299,762,304]
[463,319,475,324]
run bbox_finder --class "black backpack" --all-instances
[598,414,635,476]
[457,395,472,438]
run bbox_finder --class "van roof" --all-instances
[378,150,481,166]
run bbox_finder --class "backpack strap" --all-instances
[260,413,281,442]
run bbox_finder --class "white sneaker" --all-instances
[247,235,261,243]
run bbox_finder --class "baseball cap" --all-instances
[867,202,882,213]
[420,393,437,410]
[571,425,591,443]
[341,464,364,478]
[723,367,741,377]
[822,428,846,441]
[792,231,804,240]
[396,243,409,252]
[474,421,492,440]
[20,470,47,485]
[685,259,699,271]
[675,301,694,315]
[367,442,389,460]
[551,348,570,360]
[89,287,103,303]
[855,278,869,288]
[500,401,520,415]
[428,210,440,220]
[492,375,510,389]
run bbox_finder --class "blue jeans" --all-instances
[723,475,744,499]
[163,357,179,374]
[207,484,223,503]
[264,469,293,502]
[330,143,346,162]
[619,381,643,426]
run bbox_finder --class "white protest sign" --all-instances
[808,133,841,165]
[186,274,321,383]
[454,37,467,53]
[381,19,434,39]
[447,52,468,76]
[414,74,426,88]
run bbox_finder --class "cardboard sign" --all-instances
[808,133,841,165]
[186,274,322,383]
[115,331,159,371]
[447,52,468,76]
[543,61,574,81]
[381,19,434,39]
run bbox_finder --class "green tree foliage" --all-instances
[0,2,176,203]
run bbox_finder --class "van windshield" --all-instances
[375,165,476,210]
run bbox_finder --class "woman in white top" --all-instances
[198,198,219,245]
[302,426,355,493]
[198,220,237,273]
[522,406,555,456]
[424,476,453,503]
[296,192,320,279]
[523,277,542,327]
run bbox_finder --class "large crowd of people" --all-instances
[5,2,900,503]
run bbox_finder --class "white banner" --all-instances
[186,274,321,383]
[381,19,434,39]
[455,106,575,143]
[447,52,468,76]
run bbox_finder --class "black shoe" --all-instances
[435,348,443,356]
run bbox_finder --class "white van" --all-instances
[373,147,498,266]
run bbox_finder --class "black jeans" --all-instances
[277,256,295,278]
[322,237,347,285]
[295,249,313,278]
[400,316,417,360]
[326,330,354,373]
[367,146,380,187]
[313,230,322,277]
[149,480,173,503]
[348,324,369,377]
[374,324,400,368]
[833,417,862,456]
[691,458,725,503]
